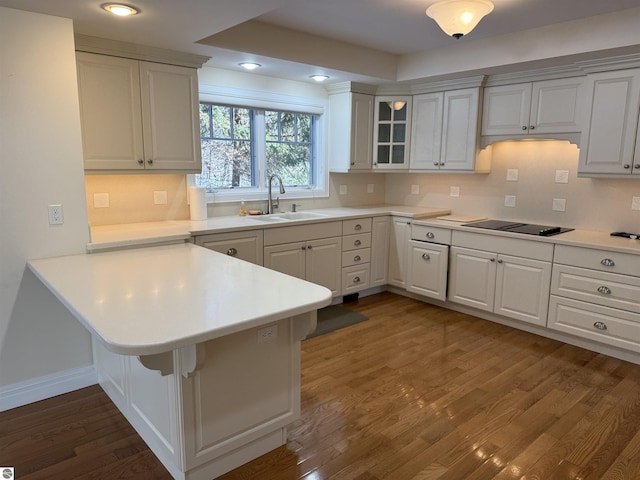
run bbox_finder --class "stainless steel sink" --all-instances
[248,211,329,222]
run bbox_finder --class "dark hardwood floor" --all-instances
[3,292,640,479]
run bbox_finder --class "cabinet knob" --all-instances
[354,255,361,262]
[147,159,153,165]
[497,259,503,264]
[137,159,144,165]
[624,164,631,169]
[522,126,528,131]
[600,258,615,267]
[422,253,430,260]
[597,286,612,295]
[439,162,445,166]
[301,246,306,250]
[307,245,312,250]
[593,321,608,331]
[434,162,439,166]
[426,232,435,239]
[226,247,237,256]
[354,240,362,246]
[354,224,362,231]
[490,257,496,262]
[529,125,535,130]
[635,164,640,169]
[353,276,361,283]
[350,162,355,166]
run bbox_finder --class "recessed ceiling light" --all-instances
[101,3,140,16]
[239,62,261,71]
[310,75,330,82]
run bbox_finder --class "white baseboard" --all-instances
[0,365,97,412]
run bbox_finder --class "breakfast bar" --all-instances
[27,243,332,480]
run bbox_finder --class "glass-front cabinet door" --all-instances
[373,96,412,169]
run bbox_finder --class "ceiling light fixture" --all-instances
[239,62,261,70]
[310,75,330,82]
[101,3,140,16]
[426,0,494,39]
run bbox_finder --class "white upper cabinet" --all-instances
[329,90,374,172]
[77,52,202,173]
[482,78,584,137]
[411,87,487,172]
[578,69,640,176]
[373,96,412,170]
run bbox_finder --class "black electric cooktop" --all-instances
[462,219,573,237]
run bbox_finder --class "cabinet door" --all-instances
[76,53,144,170]
[410,93,443,170]
[194,231,264,265]
[481,83,531,136]
[579,69,640,175]
[370,216,390,287]
[448,246,496,312]
[264,242,306,280]
[406,241,449,301]
[441,88,480,170]
[140,62,202,172]
[351,93,374,170]
[373,96,412,169]
[306,237,342,296]
[388,217,411,288]
[494,255,551,326]
[530,78,584,134]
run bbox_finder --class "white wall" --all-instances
[0,8,93,400]
[385,140,640,232]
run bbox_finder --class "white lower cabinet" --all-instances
[549,245,640,351]
[370,216,390,287]
[264,237,342,297]
[388,217,412,288]
[194,230,263,265]
[448,232,553,326]
[406,241,449,301]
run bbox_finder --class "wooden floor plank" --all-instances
[3,292,640,480]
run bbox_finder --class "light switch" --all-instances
[552,198,567,212]
[93,192,110,208]
[506,169,519,181]
[450,186,460,197]
[632,196,640,211]
[154,190,168,205]
[555,170,570,184]
[504,195,516,207]
[411,184,420,195]
[367,184,374,193]
[339,185,347,195]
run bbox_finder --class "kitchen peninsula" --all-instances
[28,243,332,480]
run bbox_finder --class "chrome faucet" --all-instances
[267,174,285,214]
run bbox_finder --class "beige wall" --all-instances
[0,9,92,389]
[385,140,640,232]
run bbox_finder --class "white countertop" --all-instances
[413,217,640,255]
[88,205,452,252]
[28,243,332,356]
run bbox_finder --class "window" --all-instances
[194,87,327,203]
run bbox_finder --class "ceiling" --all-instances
[3,0,640,85]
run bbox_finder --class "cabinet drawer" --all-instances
[342,233,372,251]
[342,248,371,267]
[343,218,372,235]
[411,224,452,245]
[548,295,640,351]
[554,245,640,276]
[551,264,640,313]
[342,264,371,295]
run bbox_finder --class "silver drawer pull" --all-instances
[226,247,237,256]
[422,253,430,260]
[353,276,361,283]
[354,255,361,262]
[354,224,362,231]
[354,240,362,246]
[593,321,608,331]
[601,258,615,267]
[426,232,435,239]
[597,286,612,295]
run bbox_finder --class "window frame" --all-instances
[193,83,329,204]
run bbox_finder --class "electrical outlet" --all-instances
[555,170,570,184]
[506,169,519,181]
[632,196,640,211]
[258,324,278,343]
[93,192,110,208]
[552,198,567,212]
[154,190,168,205]
[411,184,420,195]
[450,186,460,197]
[504,195,516,207]
[48,204,64,225]
[339,185,347,195]
[367,184,374,193]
